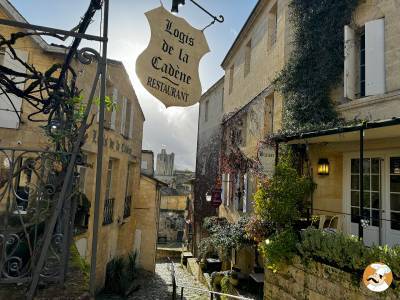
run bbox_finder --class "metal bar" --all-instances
[189,0,224,23]
[26,32,103,300]
[89,0,109,296]
[0,147,73,154]
[275,142,279,166]
[358,128,364,240]
[180,287,184,300]
[0,18,106,42]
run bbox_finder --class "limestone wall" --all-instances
[264,258,399,300]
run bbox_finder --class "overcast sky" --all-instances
[9,0,257,170]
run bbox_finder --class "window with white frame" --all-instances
[344,19,385,99]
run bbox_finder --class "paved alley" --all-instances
[128,261,210,300]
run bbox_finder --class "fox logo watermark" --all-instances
[363,263,393,292]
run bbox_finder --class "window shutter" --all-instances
[235,172,240,211]
[120,97,127,135]
[344,25,356,100]
[110,88,118,130]
[365,19,385,96]
[243,173,248,213]
[0,48,28,129]
[221,174,226,205]
[129,102,134,139]
[227,173,230,207]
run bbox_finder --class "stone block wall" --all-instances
[264,258,399,300]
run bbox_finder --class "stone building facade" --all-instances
[215,0,291,274]
[277,0,400,248]
[0,0,145,291]
[194,77,224,255]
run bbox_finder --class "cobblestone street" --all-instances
[98,261,208,299]
[128,261,209,300]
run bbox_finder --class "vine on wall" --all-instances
[274,0,359,133]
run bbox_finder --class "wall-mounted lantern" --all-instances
[205,191,212,202]
[317,158,330,176]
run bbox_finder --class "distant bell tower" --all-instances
[156,148,175,176]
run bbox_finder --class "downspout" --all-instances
[358,126,364,240]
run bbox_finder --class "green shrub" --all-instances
[220,275,236,300]
[201,216,251,261]
[254,160,315,231]
[260,229,298,272]
[297,228,400,280]
[104,251,138,295]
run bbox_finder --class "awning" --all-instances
[274,117,400,145]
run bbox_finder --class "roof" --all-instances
[200,76,224,102]
[141,174,168,186]
[274,117,400,144]
[221,0,265,68]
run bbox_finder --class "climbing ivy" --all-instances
[274,0,359,132]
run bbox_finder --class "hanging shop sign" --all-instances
[136,6,210,108]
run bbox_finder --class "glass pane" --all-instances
[390,157,400,174]
[351,191,359,207]
[371,158,380,174]
[351,175,359,190]
[351,159,359,174]
[351,207,360,223]
[391,213,400,230]
[391,194,400,211]
[372,210,379,227]
[390,175,400,193]
[363,175,370,191]
[363,192,370,208]
[371,175,379,191]
[371,192,380,209]
[363,159,370,174]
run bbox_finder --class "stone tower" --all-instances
[156,149,175,176]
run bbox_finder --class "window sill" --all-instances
[337,90,400,112]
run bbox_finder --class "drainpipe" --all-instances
[358,127,364,240]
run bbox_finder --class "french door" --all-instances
[346,153,400,247]
[349,157,382,246]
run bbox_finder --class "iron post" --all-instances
[89,0,109,295]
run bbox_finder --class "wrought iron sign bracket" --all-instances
[172,0,224,31]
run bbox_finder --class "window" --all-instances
[104,86,113,129]
[229,65,234,94]
[120,97,127,135]
[141,160,148,170]
[0,47,28,129]
[360,30,366,97]
[244,40,252,76]
[124,101,134,138]
[344,19,385,99]
[268,2,278,48]
[123,164,134,219]
[204,100,209,122]
[103,159,115,225]
[390,157,400,230]
[110,88,118,130]
[264,94,275,135]
[350,158,381,227]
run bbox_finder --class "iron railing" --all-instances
[123,195,132,218]
[103,198,114,225]
[0,148,79,284]
[168,258,253,300]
